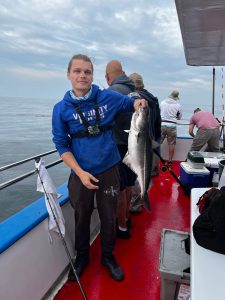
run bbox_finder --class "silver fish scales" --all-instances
[123,106,152,210]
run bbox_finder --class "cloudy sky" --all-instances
[0,0,223,114]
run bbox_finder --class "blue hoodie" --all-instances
[52,84,135,175]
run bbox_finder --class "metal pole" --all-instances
[221,67,225,151]
[212,67,215,115]
[35,160,88,300]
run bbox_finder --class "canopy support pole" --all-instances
[212,67,215,115]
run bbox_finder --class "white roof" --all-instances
[175,0,225,66]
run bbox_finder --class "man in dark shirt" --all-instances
[105,60,138,238]
[129,72,161,212]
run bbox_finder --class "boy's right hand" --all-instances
[78,170,99,189]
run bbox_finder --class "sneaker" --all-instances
[116,218,132,229]
[116,227,131,239]
[130,206,142,213]
[101,254,124,281]
[168,160,173,166]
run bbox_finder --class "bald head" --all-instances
[105,60,124,86]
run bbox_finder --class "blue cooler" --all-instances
[180,162,210,188]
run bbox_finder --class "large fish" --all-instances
[123,106,152,210]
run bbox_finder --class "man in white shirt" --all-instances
[160,90,182,165]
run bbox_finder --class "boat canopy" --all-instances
[175,0,225,66]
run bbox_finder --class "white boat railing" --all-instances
[0,149,62,190]
[0,149,58,171]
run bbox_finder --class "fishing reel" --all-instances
[161,165,168,172]
[161,163,173,172]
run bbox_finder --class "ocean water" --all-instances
[0,96,69,222]
[0,96,223,221]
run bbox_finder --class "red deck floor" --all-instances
[54,161,190,300]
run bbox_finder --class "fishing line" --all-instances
[35,158,88,300]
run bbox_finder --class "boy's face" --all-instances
[67,59,93,96]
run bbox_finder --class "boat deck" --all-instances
[54,161,190,300]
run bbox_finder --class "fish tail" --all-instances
[143,191,151,211]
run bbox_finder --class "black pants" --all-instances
[117,144,137,190]
[68,165,120,256]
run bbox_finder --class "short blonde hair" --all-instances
[67,54,93,73]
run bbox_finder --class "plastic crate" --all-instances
[180,162,210,188]
[159,229,190,300]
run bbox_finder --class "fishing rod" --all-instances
[176,122,191,126]
[35,158,88,300]
[161,120,190,126]
[153,149,190,195]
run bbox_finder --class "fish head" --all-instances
[133,106,149,132]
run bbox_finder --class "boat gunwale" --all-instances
[0,183,68,253]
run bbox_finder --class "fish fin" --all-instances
[143,191,151,211]
[123,153,136,174]
[122,152,130,166]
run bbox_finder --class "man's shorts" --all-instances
[160,126,177,145]
[117,144,137,191]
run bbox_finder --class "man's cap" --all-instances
[194,108,201,113]
[168,90,179,100]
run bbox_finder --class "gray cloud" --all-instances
[0,0,221,111]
